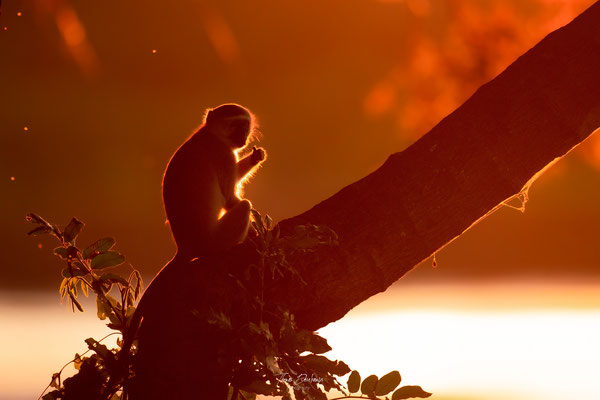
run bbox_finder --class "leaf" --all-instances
[26,213,63,239]
[361,374,378,395]
[298,354,334,373]
[28,225,51,236]
[79,279,89,297]
[96,296,109,320]
[309,333,332,354]
[376,371,402,396]
[85,338,112,360]
[50,372,60,389]
[55,246,79,261]
[134,270,142,299]
[61,267,87,278]
[205,309,232,330]
[242,379,277,396]
[107,322,123,330]
[59,278,68,299]
[332,360,351,376]
[347,370,361,393]
[108,309,121,325]
[239,390,256,400]
[82,237,115,259]
[63,217,84,242]
[42,390,61,400]
[99,273,128,286]
[105,294,120,309]
[392,386,432,400]
[291,235,321,250]
[126,305,136,319]
[54,247,69,259]
[265,355,281,375]
[294,225,307,235]
[26,213,49,225]
[69,292,83,312]
[91,251,125,269]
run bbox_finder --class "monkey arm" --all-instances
[235,155,257,181]
[235,147,266,182]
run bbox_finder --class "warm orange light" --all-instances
[364,0,593,144]
[321,283,600,400]
[152,49,157,54]
[37,243,43,249]
[17,12,22,17]
[53,2,100,77]
[197,3,241,67]
[578,129,600,171]
[23,126,29,131]
[364,82,396,118]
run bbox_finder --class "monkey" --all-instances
[162,103,266,259]
[125,104,266,399]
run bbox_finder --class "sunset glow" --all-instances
[319,283,600,400]
[30,0,101,77]
[197,2,241,68]
[2,283,599,400]
[3,0,600,399]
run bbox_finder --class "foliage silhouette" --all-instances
[28,212,430,400]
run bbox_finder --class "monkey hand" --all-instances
[250,146,266,165]
[224,196,242,211]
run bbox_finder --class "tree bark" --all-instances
[270,1,600,331]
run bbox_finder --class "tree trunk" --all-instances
[270,0,600,331]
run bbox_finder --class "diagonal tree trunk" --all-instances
[270,0,600,331]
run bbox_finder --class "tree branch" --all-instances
[270,1,600,331]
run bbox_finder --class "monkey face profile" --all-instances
[207,105,254,150]
[224,117,252,149]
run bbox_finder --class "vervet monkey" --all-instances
[127,104,266,398]
[162,103,266,258]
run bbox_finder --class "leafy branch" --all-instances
[333,370,431,400]
[27,211,430,400]
[27,213,142,400]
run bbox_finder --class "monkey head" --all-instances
[206,103,255,149]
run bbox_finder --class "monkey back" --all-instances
[162,129,237,256]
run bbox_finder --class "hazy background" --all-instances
[2,1,600,399]
[2,0,599,289]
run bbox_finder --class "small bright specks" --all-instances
[37,243,43,249]
[10,176,15,181]
[17,12,22,17]
[3,27,7,31]
[152,49,157,54]
[23,126,29,131]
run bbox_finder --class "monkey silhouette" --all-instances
[127,104,266,399]
[163,103,266,259]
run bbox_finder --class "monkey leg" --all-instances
[213,199,251,250]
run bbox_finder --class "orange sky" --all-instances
[1,0,599,288]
